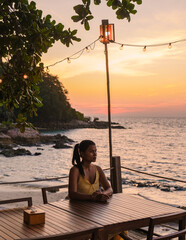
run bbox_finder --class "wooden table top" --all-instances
[0,203,102,240]
[50,193,186,237]
[0,193,185,240]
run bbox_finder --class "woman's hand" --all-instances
[91,190,110,202]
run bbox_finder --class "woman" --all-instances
[68,140,113,202]
[68,140,127,240]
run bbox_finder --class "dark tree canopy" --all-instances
[30,73,84,124]
[0,0,142,131]
[0,0,80,130]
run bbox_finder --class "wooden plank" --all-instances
[0,225,16,240]
[0,215,39,238]
[50,201,145,226]
[0,210,46,237]
[0,204,103,240]
[0,209,48,238]
[12,209,63,236]
[111,195,184,219]
[39,205,100,232]
[0,207,69,238]
[52,199,148,221]
[50,193,185,238]
[113,194,184,212]
[1,193,184,240]
[0,209,53,237]
[0,221,28,239]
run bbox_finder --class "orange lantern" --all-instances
[100,20,115,44]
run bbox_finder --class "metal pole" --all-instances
[104,42,112,169]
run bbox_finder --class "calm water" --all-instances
[0,117,185,207]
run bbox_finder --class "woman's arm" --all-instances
[96,166,113,197]
[68,166,92,201]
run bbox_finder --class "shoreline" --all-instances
[34,119,126,131]
[0,119,125,157]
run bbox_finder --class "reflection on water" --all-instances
[0,117,185,207]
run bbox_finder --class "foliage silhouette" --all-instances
[0,0,142,131]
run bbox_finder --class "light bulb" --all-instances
[168,43,172,49]
[86,47,90,53]
[120,44,124,50]
[23,74,28,79]
[67,58,71,63]
[143,46,146,52]
[0,79,2,84]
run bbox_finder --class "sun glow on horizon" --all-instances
[35,0,186,117]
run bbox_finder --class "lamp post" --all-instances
[100,19,115,169]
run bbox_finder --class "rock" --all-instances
[160,187,171,192]
[0,148,32,157]
[39,134,74,145]
[53,141,72,149]
[0,149,15,157]
[137,182,149,187]
[111,125,126,129]
[6,128,40,146]
[0,133,13,145]
[34,119,126,130]
[34,152,42,156]
[0,143,14,149]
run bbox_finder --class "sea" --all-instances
[0,117,185,208]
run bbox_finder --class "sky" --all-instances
[33,0,186,119]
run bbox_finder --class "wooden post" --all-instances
[104,41,113,169]
[111,156,122,193]
[179,216,186,240]
[42,188,48,204]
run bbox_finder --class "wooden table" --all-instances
[0,204,102,240]
[50,193,186,239]
[0,193,185,240]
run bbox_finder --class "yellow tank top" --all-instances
[77,169,99,195]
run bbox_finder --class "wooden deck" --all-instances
[0,193,185,240]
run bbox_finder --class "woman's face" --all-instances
[81,144,97,163]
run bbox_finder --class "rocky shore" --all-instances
[0,127,74,157]
[34,119,126,131]
[0,120,125,157]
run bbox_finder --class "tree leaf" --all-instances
[71,15,81,22]
[86,15,94,20]
[73,5,84,14]
[84,19,90,30]
[107,0,114,7]
[94,0,101,5]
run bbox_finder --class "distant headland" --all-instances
[0,120,125,157]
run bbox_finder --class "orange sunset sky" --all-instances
[33,0,186,118]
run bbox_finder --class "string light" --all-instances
[168,43,172,49]
[114,38,186,49]
[45,37,100,68]
[120,44,124,50]
[86,47,90,53]
[45,38,186,69]
[0,79,2,84]
[23,74,28,79]
[67,58,71,63]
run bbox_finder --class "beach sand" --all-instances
[0,185,68,208]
